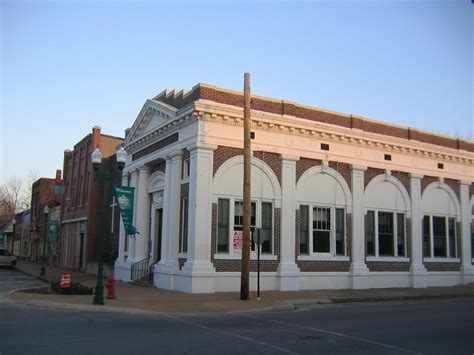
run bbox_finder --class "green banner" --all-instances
[114,186,139,237]
[47,221,59,243]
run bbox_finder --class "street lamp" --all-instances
[40,206,49,276]
[91,146,127,305]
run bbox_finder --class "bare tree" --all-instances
[0,176,23,225]
[19,170,39,210]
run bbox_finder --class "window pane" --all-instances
[234,201,243,227]
[299,206,309,254]
[367,211,375,256]
[423,215,431,257]
[313,207,331,253]
[217,199,229,252]
[335,208,345,255]
[397,213,405,257]
[180,198,188,253]
[378,212,394,256]
[251,202,256,227]
[313,230,330,253]
[433,216,446,257]
[261,202,272,254]
[448,217,456,258]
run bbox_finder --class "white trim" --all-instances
[364,173,411,218]
[423,257,460,263]
[147,171,165,193]
[213,155,282,207]
[297,255,350,262]
[296,165,352,213]
[366,257,410,262]
[422,181,461,221]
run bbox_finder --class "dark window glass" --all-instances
[367,211,375,256]
[299,206,309,254]
[378,212,394,256]
[448,217,456,258]
[433,216,446,257]
[313,207,330,253]
[423,215,431,257]
[397,213,405,256]
[261,202,272,254]
[335,208,345,255]
[217,199,229,252]
[180,198,188,253]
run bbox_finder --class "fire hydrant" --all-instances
[106,276,116,299]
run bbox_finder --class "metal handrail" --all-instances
[130,256,151,281]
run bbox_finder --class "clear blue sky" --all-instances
[1,0,473,185]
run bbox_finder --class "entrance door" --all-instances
[154,209,163,262]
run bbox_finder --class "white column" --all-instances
[154,158,175,289]
[409,173,427,287]
[350,165,369,289]
[128,169,139,262]
[179,143,216,293]
[459,181,474,283]
[135,165,150,261]
[277,154,300,291]
[166,150,183,270]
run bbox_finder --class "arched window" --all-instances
[213,156,281,255]
[421,181,460,259]
[364,172,411,259]
[296,165,352,258]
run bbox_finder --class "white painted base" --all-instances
[175,261,216,293]
[214,272,279,292]
[349,264,370,289]
[277,263,300,291]
[409,264,428,288]
[114,260,132,282]
[153,262,177,290]
[460,264,474,285]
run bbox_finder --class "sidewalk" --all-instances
[9,260,474,315]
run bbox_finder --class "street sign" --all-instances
[60,274,72,288]
[47,221,59,243]
[252,228,266,245]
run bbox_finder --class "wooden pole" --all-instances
[240,72,251,301]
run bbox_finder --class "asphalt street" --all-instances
[1,269,473,355]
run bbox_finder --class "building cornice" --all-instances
[193,100,473,166]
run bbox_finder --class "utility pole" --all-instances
[240,72,251,300]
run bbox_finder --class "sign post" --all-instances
[252,228,264,300]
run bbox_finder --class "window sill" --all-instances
[178,253,187,258]
[366,257,410,262]
[297,255,349,262]
[214,253,278,261]
[181,177,189,184]
[423,257,460,263]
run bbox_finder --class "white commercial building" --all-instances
[114,83,474,293]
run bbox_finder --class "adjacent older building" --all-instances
[114,83,474,293]
[59,126,123,274]
[30,170,63,262]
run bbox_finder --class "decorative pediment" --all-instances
[124,99,178,146]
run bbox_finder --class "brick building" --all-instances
[30,170,63,262]
[114,83,474,293]
[59,126,123,274]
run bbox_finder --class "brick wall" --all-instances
[425,263,460,272]
[156,83,474,152]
